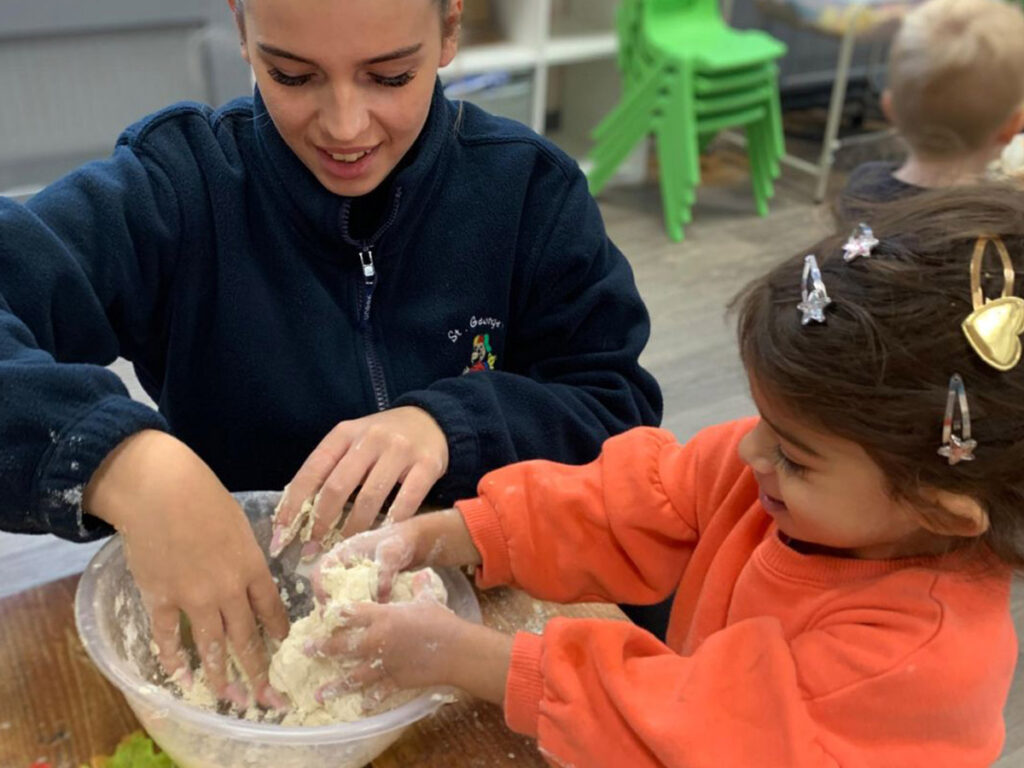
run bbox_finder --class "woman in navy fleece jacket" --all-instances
[0,0,660,706]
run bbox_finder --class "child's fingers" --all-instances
[311,606,378,656]
[313,531,413,603]
[374,536,415,602]
[305,627,368,660]
[361,680,401,713]
[314,662,386,704]
[326,529,385,568]
[410,569,441,604]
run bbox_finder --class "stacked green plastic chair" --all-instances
[589,0,788,241]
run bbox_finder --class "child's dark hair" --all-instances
[733,184,1024,569]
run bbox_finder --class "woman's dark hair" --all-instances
[733,183,1024,569]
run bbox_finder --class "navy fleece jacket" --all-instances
[0,82,661,541]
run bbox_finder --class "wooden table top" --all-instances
[0,573,625,768]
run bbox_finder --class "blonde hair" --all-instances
[888,0,1024,158]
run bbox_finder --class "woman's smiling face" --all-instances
[231,0,460,197]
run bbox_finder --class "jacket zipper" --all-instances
[340,189,403,412]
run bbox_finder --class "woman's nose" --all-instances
[320,83,371,143]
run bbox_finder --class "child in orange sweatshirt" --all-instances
[305,185,1023,767]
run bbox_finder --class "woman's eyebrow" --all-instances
[360,43,423,65]
[257,42,316,66]
[256,42,423,68]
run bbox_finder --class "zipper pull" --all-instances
[359,248,376,284]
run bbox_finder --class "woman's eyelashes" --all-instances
[371,71,416,88]
[266,68,416,88]
[267,68,313,87]
[773,445,808,477]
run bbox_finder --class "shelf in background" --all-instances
[445,41,539,77]
[545,32,617,66]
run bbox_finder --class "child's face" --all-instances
[236,0,457,197]
[737,379,942,559]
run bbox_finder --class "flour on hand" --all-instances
[269,559,447,726]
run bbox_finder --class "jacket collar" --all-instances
[252,78,455,249]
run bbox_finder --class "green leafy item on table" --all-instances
[81,731,177,768]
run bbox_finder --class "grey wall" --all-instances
[0,0,251,195]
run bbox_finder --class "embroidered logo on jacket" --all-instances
[463,333,497,373]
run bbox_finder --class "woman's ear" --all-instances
[226,0,250,62]
[440,0,463,68]
[918,487,990,538]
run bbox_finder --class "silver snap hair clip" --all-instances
[842,223,879,263]
[937,373,977,466]
[797,254,832,325]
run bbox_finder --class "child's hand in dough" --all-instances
[309,571,464,699]
[313,526,416,604]
[310,567,513,706]
[315,508,482,603]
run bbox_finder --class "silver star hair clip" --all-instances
[797,254,832,325]
[937,373,977,465]
[842,223,879,263]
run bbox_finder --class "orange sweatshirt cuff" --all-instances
[456,496,514,589]
[504,631,545,737]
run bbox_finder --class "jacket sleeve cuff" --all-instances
[504,631,545,737]
[36,395,168,541]
[456,495,514,589]
[391,389,481,503]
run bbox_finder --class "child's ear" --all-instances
[881,90,894,124]
[918,487,989,537]
[995,107,1024,146]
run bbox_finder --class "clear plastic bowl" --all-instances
[74,491,481,768]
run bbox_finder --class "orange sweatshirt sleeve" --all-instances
[507,616,836,768]
[456,425,710,605]
[503,596,1011,768]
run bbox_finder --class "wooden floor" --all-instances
[1,147,1021,763]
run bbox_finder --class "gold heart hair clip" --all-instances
[961,236,1024,372]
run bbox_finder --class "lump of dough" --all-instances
[269,559,447,726]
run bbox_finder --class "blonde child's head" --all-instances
[886,0,1024,160]
[734,185,1024,567]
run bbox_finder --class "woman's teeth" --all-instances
[330,150,370,163]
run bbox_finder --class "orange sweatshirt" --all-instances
[456,420,1016,768]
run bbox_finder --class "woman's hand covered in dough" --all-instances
[84,430,289,709]
[273,406,448,561]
